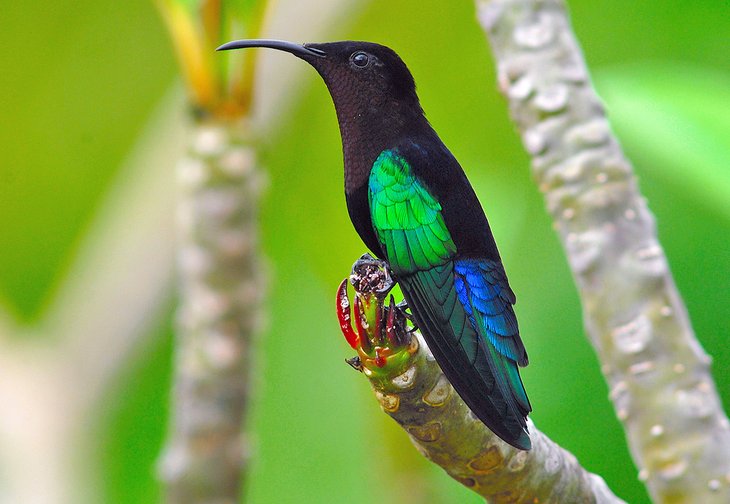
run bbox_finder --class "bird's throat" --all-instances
[337,100,429,194]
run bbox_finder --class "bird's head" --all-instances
[217,39,424,130]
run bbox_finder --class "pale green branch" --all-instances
[157,118,265,503]
[359,332,626,503]
[340,257,625,502]
[476,0,730,501]
[156,1,372,501]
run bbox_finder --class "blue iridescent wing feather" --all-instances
[368,148,531,449]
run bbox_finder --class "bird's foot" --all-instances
[395,299,417,328]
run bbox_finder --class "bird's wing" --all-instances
[454,259,531,415]
[368,150,457,271]
[368,149,531,449]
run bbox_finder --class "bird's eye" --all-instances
[351,51,369,68]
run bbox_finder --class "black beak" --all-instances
[216,39,326,59]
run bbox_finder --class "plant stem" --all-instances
[338,258,626,503]
[372,334,626,503]
[476,0,730,501]
[158,118,265,503]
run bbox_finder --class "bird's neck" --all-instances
[336,100,431,193]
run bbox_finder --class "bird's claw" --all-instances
[395,300,417,326]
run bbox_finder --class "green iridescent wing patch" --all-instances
[368,149,456,273]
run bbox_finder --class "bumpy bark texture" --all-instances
[358,333,625,503]
[159,120,265,504]
[476,0,730,501]
[340,256,625,503]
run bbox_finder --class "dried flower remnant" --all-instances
[337,254,415,376]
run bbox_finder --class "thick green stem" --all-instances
[476,0,730,501]
[354,332,624,503]
[340,259,625,503]
[159,118,265,503]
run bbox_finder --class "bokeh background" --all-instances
[1,0,728,503]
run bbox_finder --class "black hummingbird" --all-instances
[218,39,531,450]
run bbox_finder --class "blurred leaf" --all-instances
[172,0,205,11]
[157,0,218,108]
[0,0,175,319]
[157,0,271,114]
[571,0,730,74]
[94,310,173,504]
[596,63,730,220]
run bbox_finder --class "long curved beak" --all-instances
[216,39,325,58]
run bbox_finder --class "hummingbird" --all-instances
[218,39,531,450]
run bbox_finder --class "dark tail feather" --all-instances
[399,265,530,450]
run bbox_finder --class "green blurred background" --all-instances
[1,0,728,502]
